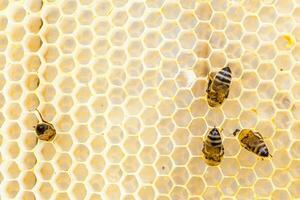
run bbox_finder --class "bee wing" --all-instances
[253,131,264,140]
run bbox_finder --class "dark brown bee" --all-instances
[202,127,224,166]
[233,129,272,158]
[206,66,232,107]
[34,109,56,141]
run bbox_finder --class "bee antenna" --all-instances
[270,154,273,158]
[233,129,240,136]
[35,109,47,123]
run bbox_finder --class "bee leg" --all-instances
[225,90,229,98]
[206,79,212,93]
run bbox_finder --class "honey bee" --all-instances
[206,66,232,107]
[233,129,272,158]
[202,127,224,166]
[34,109,56,141]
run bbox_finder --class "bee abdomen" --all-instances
[214,67,232,86]
[206,129,222,146]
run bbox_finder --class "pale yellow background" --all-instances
[0,0,299,199]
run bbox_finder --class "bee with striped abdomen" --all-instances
[202,127,224,166]
[206,66,232,107]
[34,109,56,141]
[233,129,272,158]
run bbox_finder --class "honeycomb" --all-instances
[0,0,300,199]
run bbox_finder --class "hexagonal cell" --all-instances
[275,16,295,32]
[5,180,20,198]
[225,23,243,40]
[72,183,87,200]
[170,186,188,200]
[194,22,212,40]
[138,185,155,200]
[122,175,138,193]
[272,149,291,169]
[257,81,276,100]
[202,187,222,200]
[236,188,255,200]
[39,162,54,180]
[256,101,275,120]
[138,165,156,184]
[220,177,238,196]
[105,164,123,183]
[90,154,105,173]
[254,179,273,197]
[273,111,293,129]
[73,144,90,162]
[272,169,291,188]
[275,0,294,14]
[274,73,293,91]
[258,43,277,60]
[106,145,125,163]
[55,172,71,190]
[90,114,106,133]
[161,2,180,20]
[208,51,226,69]
[243,15,260,32]
[156,137,174,155]
[258,25,277,42]
[209,31,227,49]
[122,155,140,173]
[105,184,121,200]
[241,34,259,50]
[236,168,256,186]
[123,136,141,154]
[155,176,173,194]
[179,12,197,29]
[254,160,274,177]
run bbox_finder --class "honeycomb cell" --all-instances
[272,169,291,188]
[204,167,222,186]
[179,12,197,29]
[257,82,276,100]
[243,15,260,32]
[236,188,254,200]
[272,149,291,169]
[112,11,128,27]
[271,189,291,200]
[254,160,274,177]
[139,165,156,184]
[161,2,181,20]
[6,161,20,178]
[203,187,222,200]
[225,23,243,40]
[55,172,71,190]
[72,183,87,200]
[39,162,54,180]
[22,171,36,189]
[21,191,36,200]
[236,168,256,186]
[157,137,174,155]
[170,186,188,200]
[56,153,72,171]
[6,180,19,198]
[220,177,238,196]
[107,145,125,163]
[155,176,173,194]
[73,163,88,181]
[208,51,226,69]
[8,83,22,100]
[254,179,273,198]
[38,182,53,199]
[275,16,295,33]
[11,5,26,22]
[274,111,293,129]
[211,12,227,30]
[209,31,227,49]
[43,6,60,24]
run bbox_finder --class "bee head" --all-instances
[259,147,269,157]
[36,124,47,135]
